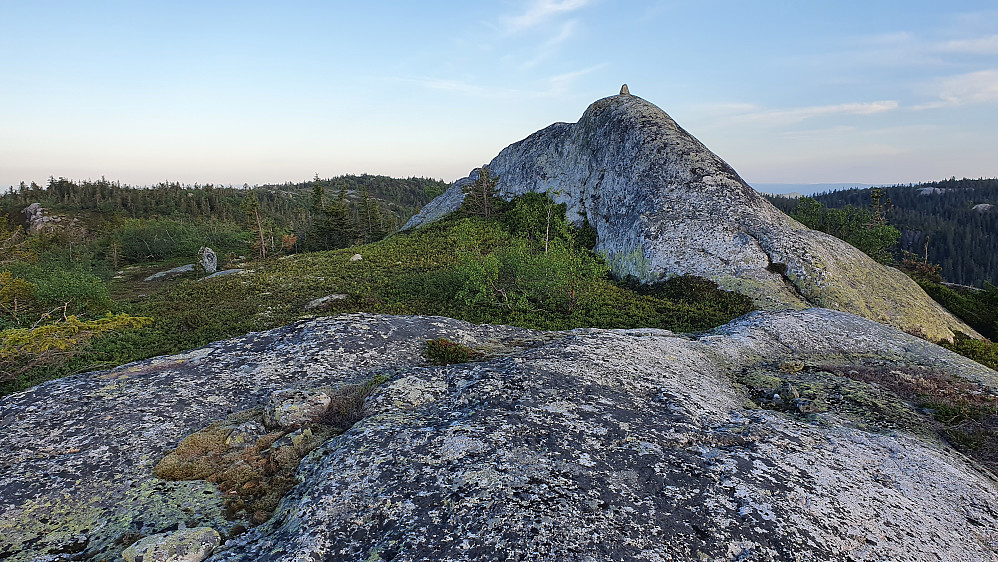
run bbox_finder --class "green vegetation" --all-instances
[0,180,754,395]
[782,188,901,264]
[425,338,479,365]
[939,333,998,372]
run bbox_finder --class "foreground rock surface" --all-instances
[121,527,220,562]
[2,312,996,561]
[403,91,972,341]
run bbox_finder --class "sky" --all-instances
[2,1,998,191]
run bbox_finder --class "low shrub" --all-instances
[425,338,477,365]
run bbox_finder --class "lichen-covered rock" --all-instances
[225,420,268,449]
[262,388,332,429]
[121,527,220,562]
[212,309,997,562]
[0,314,534,561]
[2,311,996,561]
[403,91,973,341]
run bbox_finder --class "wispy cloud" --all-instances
[935,35,998,55]
[503,0,589,32]
[517,19,579,69]
[547,63,605,93]
[726,100,899,125]
[392,64,605,100]
[915,69,998,109]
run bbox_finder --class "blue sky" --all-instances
[2,1,997,190]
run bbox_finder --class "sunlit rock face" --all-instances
[405,91,973,341]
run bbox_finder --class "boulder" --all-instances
[403,91,974,341]
[198,247,218,274]
[2,312,996,560]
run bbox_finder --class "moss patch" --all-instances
[154,377,384,526]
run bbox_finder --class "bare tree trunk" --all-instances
[255,208,267,259]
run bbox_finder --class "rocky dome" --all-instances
[405,89,973,341]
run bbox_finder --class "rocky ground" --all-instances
[2,310,996,561]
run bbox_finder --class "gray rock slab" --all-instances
[201,268,244,280]
[145,264,195,281]
[0,314,536,561]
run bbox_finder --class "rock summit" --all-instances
[405,90,973,341]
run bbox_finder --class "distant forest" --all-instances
[768,178,998,288]
[1,174,448,254]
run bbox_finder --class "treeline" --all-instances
[1,174,448,256]
[767,178,998,287]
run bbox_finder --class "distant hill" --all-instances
[768,178,998,288]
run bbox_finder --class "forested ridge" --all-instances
[768,178,998,288]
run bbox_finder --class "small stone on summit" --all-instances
[620,84,630,95]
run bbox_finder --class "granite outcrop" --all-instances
[403,90,973,341]
[2,311,996,561]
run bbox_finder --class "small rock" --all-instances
[305,294,348,311]
[225,421,268,449]
[121,527,220,562]
[271,427,314,449]
[263,388,332,429]
[350,254,363,262]
[620,83,630,95]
